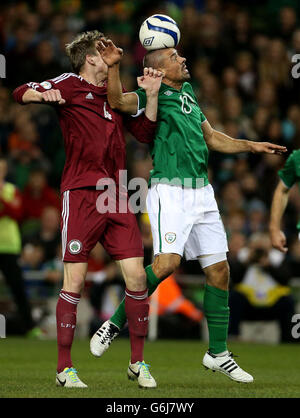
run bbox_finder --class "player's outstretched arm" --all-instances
[202,120,287,155]
[269,180,290,253]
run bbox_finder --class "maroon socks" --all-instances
[56,290,80,372]
[125,288,149,364]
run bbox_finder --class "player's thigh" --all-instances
[184,210,228,261]
[61,189,107,263]
[101,210,144,261]
[63,262,88,293]
[147,184,193,257]
[117,257,146,291]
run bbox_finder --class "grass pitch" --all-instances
[0,337,299,398]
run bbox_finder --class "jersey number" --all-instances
[103,102,112,120]
[179,95,192,114]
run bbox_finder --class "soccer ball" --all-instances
[139,14,181,51]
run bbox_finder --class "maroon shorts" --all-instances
[61,188,144,262]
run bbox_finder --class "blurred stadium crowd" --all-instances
[1,0,300,340]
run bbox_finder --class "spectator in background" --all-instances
[23,206,60,261]
[7,109,48,190]
[22,168,60,224]
[276,6,298,43]
[5,23,35,88]
[29,40,64,82]
[228,232,295,342]
[235,51,256,101]
[42,242,63,290]
[0,156,36,334]
[0,87,15,154]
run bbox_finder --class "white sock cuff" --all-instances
[125,289,148,300]
[59,291,80,305]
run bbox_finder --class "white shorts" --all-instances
[146,183,228,261]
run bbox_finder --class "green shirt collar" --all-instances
[159,82,186,93]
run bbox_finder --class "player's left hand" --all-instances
[96,38,123,66]
[137,67,164,95]
[250,142,287,155]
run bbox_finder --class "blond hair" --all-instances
[65,30,105,74]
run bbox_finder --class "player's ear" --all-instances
[157,67,165,77]
[86,54,96,66]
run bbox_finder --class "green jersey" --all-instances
[278,149,300,230]
[135,82,209,188]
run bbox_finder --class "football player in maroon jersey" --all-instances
[13,30,162,388]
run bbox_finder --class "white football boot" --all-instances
[127,361,157,389]
[56,367,88,388]
[203,351,254,383]
[90,320,120,357]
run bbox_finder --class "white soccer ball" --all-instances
[139,14,181,51]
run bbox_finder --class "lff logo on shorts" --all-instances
[68,240,82,254]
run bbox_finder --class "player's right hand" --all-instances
[96,38,123,66]
[270,229,288,253]
[40,89,66,105]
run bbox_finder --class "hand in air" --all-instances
[250,142,287,155]
[137,67,164,94]
[96,38,123,66]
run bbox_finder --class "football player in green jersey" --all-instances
[269,149,300,252]
[90,39,287,384]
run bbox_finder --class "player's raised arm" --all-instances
[201,119,287,155]
[124,70,162,144]
[137,68,162,122]
[269,180,289,253]
[96,38,138,114]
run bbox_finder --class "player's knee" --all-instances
[64,274,85,293]
[63,267,85,293]
[126,269,147,292]
[154,254,181,279]
[206,261,230,289]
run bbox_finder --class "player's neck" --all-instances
[79,70,107,87]
[162,78,183,91]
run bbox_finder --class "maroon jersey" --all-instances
[13,73,156,193]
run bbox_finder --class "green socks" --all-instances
[203,284,230,354]
[110,269,229,355]
[110,265,161,330]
